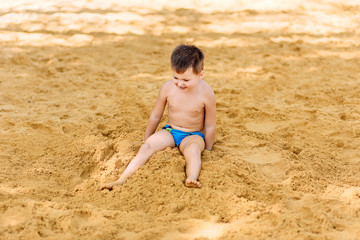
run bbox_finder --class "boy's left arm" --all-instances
[204,90,216,151]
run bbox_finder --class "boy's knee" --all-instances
[189,142,200,150]
[141,141,154,153]
[184,142,201,154]
[180,136,205,154]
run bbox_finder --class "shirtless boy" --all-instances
[101,44,216,189]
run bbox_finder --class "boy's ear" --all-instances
[199,70,204,79]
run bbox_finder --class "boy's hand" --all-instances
[202,149,210,155]
[202,149,215,161]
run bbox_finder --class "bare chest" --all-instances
[167,94,204,115]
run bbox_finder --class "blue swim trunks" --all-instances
[163,125,205,146]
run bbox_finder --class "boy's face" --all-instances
[172,67,204,92]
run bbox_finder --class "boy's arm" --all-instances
[143,82,169,141]
[204,89,216,151]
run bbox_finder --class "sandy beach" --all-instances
[1,0,360,239]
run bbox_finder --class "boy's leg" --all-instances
[179,135,205,188]
[100,130,175,190]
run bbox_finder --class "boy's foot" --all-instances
[185,178,201,188]
[99,179,126,190]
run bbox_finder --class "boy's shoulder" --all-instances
[158,80,173,93]
[159,80,174,97]
[199,80,215,96]
[160,80,173,90]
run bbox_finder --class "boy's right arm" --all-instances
[143,82,169,141]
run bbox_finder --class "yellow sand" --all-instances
[1,0,360,239]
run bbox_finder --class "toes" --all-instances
[185,179,201,188]
[99,183,113,191]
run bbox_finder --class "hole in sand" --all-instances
[80,165,96,179]
[0,206,27,226]
[244,150,282,164]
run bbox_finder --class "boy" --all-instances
[101,44,216,189]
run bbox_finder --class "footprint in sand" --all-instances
[244,150,282,164]
[244,149,289,182]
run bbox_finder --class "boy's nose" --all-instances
[176,81,183,86]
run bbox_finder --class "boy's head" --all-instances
[171,44,204,75]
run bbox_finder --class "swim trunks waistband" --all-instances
[163,125,205,146]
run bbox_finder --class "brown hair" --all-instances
[171,44,204,74]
